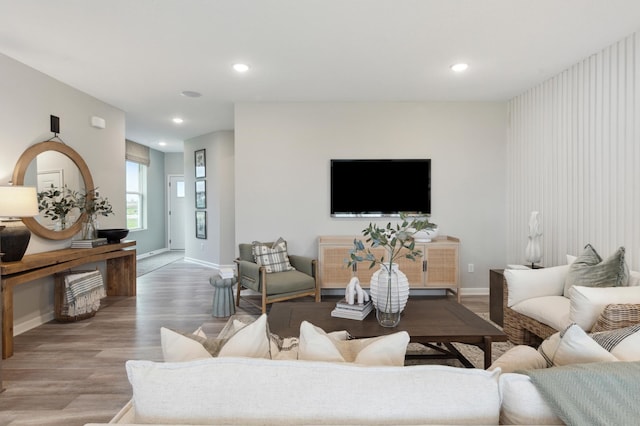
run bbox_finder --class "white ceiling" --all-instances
[1,0,640,152]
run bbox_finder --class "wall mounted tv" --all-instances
[330,159,431,217]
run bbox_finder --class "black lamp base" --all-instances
[0,224,31,262]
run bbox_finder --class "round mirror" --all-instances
[12,141,94,240]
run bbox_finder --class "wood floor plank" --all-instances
[0,258,488,426]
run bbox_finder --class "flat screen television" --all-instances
[330,159,431,217]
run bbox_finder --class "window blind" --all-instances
[125,139,150,166]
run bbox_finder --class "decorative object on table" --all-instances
[331,297,373,320]
[525,211,542,268]
[0,185,39,262]
[96,228,129,244]
[76,188,113,240]
[195,211,207,239]
[36,184,78,231]
[348,212,435,327]
[70,237,108,248]
[345,276,369,305]
[411,215,439,242]
[195,180,206,209]
[195,149,206,178]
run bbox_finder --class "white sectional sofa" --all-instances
[503,251,640,345]
[85,356,562,426]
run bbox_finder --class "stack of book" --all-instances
[219,268,235,279]
[71,238,108,248]
[330,298,373,320]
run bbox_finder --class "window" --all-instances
[126,161,147,230]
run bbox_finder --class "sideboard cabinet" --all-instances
[318,235,460,301]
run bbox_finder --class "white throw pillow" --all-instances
[298,320,409,366]
[488,345,547,373]
[161,327,212,362]
[161,314,271,361]
[504,264,569,307]
[570,285,640,331]
[538,324,618,367]
[510,295,571,332]
[499,373,563,425]
[591,324,640,362]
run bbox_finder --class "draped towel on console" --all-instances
[63,270,105,317]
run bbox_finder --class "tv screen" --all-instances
[330,159,431,217]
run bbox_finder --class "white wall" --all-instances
[0,53,125,332]
[235,102,507,292]
[184,130,235,268]
[507,31,640,270]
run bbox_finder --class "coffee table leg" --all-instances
[483,336,493,369]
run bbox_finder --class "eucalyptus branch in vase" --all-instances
[74,188,114,239]
[37,184,79,230]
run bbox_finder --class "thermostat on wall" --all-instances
[91,116,106,129]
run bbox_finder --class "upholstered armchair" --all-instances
[235,240,321,313]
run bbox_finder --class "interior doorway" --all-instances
[168,175,185,250]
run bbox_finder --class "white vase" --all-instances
[370,263,409,327]
[413,226,439,242]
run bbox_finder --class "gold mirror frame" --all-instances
[12,141,94,240]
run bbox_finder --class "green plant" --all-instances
[37,185,79,228]
[75,188,113,218]
[348,212,437,272]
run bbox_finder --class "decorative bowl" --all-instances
[97,228,129,244]
[412,227,439,242]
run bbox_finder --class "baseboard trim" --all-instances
[459,287,490,296]
[137,248,170,260]
[15,312,55,336]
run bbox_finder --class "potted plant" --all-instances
[348,212,437,327]
[37,185,79,230]
[75,188,113,239]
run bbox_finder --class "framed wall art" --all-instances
[195,210,207,239]
[195,180,206,209]
[195,149,206,178]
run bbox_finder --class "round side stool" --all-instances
[209,274,236,318]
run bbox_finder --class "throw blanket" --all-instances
[63,270,105,316]
[525,361,640,426]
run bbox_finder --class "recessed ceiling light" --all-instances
[450,63,469,72]
[233,63,250,73]
[158,141,167,146]
[172,117,184,124]
[181,90,202,98]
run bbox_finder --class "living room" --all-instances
[1,1,640,424]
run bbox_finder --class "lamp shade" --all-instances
[0,186,39,218]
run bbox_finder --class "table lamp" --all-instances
[0,186,39,262]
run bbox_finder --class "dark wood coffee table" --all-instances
[268,297,507,368]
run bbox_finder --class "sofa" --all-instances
[84,305,640,425]
[503,245,640,345]
[85,356,566,425]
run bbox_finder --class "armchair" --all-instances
[235,242,320,313]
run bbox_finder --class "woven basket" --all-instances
[54,270,102,322]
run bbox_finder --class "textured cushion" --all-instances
[504,264,568,307]
[563,244,629,296]
[160,326,211,362]
[162,314,271,361]
[263,269,315,295]
[126,357,501,425]
[499,373,563,425]
[591,303,640,332]
[538,324,618,367]
[298,320,409,366]
[488,345,547,373]
[510,295,571,331]
[591,323,640,361]
[570,285,640,331]
[252,237,295,273]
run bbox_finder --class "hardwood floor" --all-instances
[0,259,487,426]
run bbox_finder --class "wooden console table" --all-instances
[0,240,136,359]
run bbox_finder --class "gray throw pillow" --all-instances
[563,244,629,296]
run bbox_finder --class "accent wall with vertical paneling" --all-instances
[507,31,640,270]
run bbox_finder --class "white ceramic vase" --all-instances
[370,263,409,327]
[412,226,439,242]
